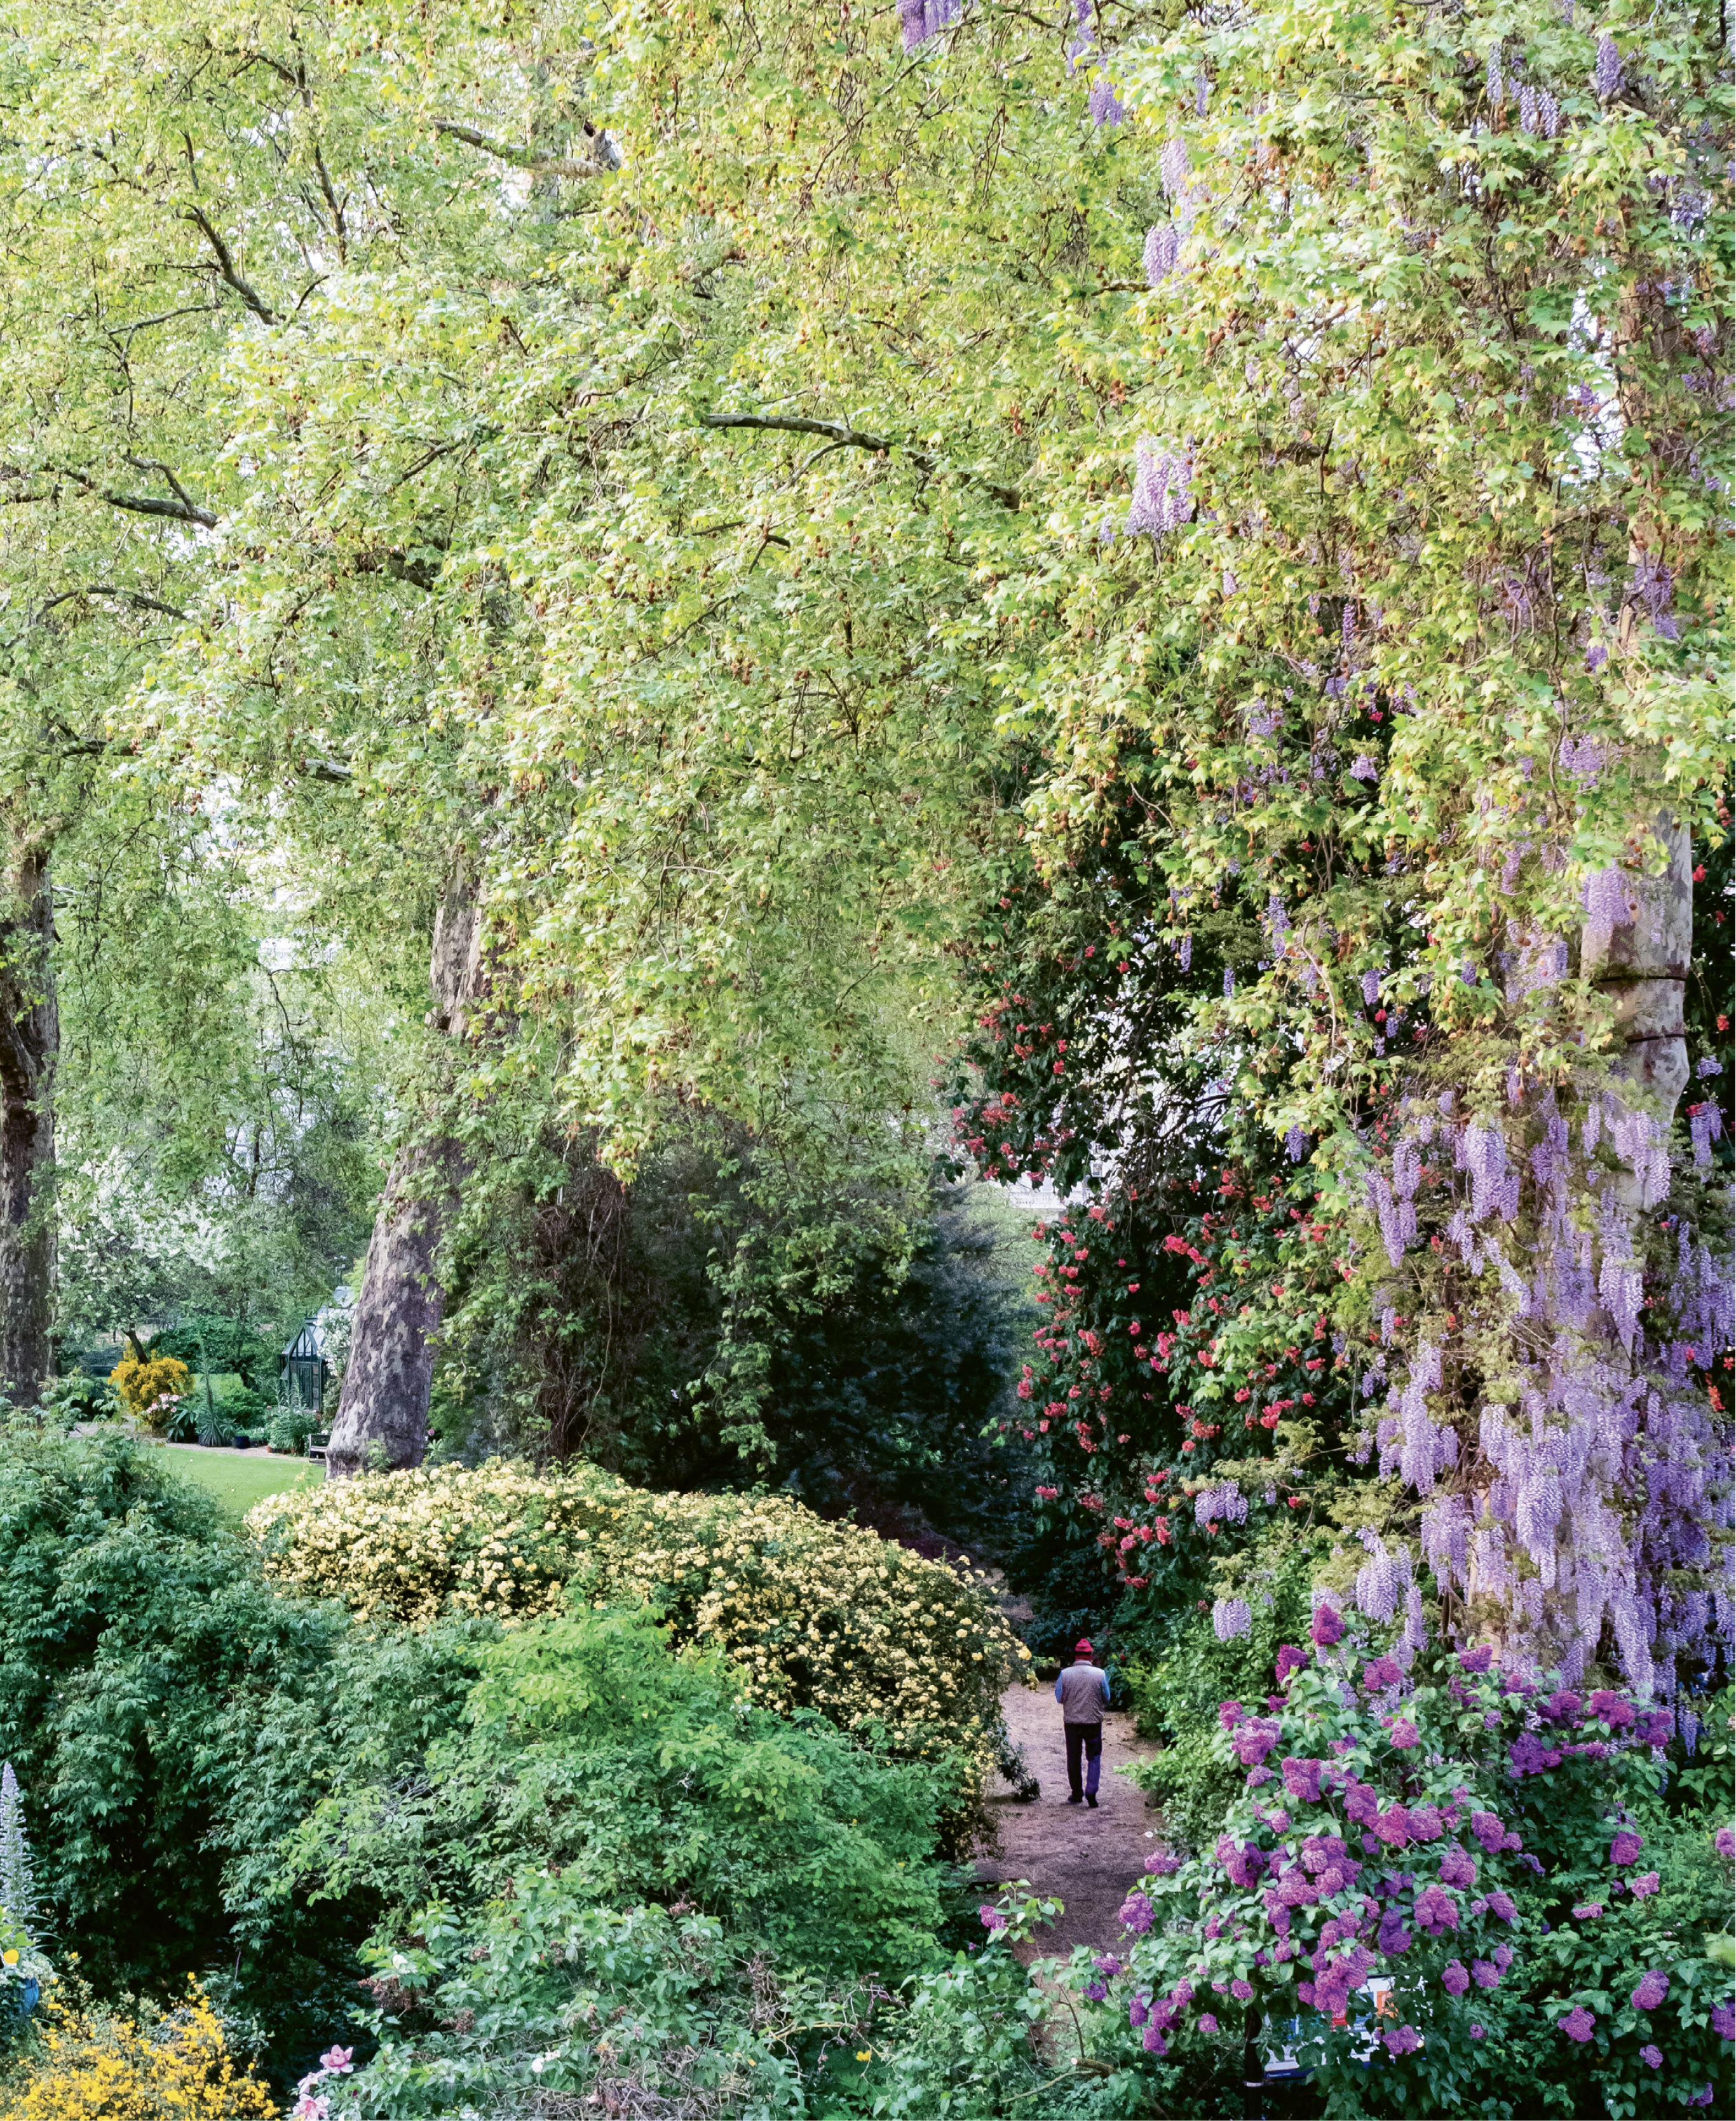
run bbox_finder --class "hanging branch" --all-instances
[698,411,1022,510]
[433,120,612,181]
[184,206,281,325]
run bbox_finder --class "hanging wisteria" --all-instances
[1356,1081,1732,1697]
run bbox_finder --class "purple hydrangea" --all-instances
[1390,1719,1420,1750]
[1310,1602,1344,1648]
[1629,1871,1660,1899]
[1559,2005,1596,2042]
[1641,2045,1662,2068]
[1631,1972,1667,2011]
[1610,1830,1643,1867]
[1472,1960,1501,1989]
[1383,2024,1422,2056]
[1442,1960,1470,1996]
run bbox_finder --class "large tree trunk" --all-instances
[0,850,55,1404]
[1580,811,1692,1127]
[325,864,485,1478]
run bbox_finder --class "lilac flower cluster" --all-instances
[1094,1632,1736,2094]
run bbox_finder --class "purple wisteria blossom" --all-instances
[1125,437,1193,538]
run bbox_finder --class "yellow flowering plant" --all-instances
[107,1357,192,1430]
[247,1461,1032,1812]
[0,1978,276,2119]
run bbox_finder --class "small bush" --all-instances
[280,1606,949,1976]
[196,1401,235,1449]
[267,1407,314,1456]
[0,1979,275,2119]
[248,1460,1030,1801]
[107,1354,191,1429]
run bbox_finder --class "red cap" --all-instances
[1075,1639,1094,1657]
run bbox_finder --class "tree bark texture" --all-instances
[0,850,55,1404]
[1580,813,1692,1125]
[325,864,485,1478]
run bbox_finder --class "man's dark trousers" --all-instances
[1064,1721,1103,1800]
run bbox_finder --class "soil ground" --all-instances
[975,1677,1164,1963]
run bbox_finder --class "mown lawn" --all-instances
[159,1442,320,1519]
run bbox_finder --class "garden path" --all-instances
[975,1679,1163,1962]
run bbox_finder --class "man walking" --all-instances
[1055,1638,1110,1806]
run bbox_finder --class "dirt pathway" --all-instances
[974,1679,1163,1962]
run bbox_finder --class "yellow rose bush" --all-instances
[247,1461,1031,1796]
[0,1980,276,2120]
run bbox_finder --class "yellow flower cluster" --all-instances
[248,1461,1031,1787]
[0,1981,276,2119]
[108,1355,191,1426]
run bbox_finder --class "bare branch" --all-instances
[37,586,188,621]
[433,119,609,182]
[47,461,218,529]
[698,411,1021,510]
[184,206,281,324]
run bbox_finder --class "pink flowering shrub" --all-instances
[1074,1630,1734,2113]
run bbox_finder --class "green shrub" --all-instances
[267,1407,314,1455]
[196,1401,235,1449]
[0,1426,347,1995]
[281,1606,949,1977]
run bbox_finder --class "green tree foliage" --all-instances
[434,1115,1034,1547]
[52,817,376,1355]
[6,0,1722,1508]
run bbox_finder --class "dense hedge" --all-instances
[248,1461,1030,1790]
